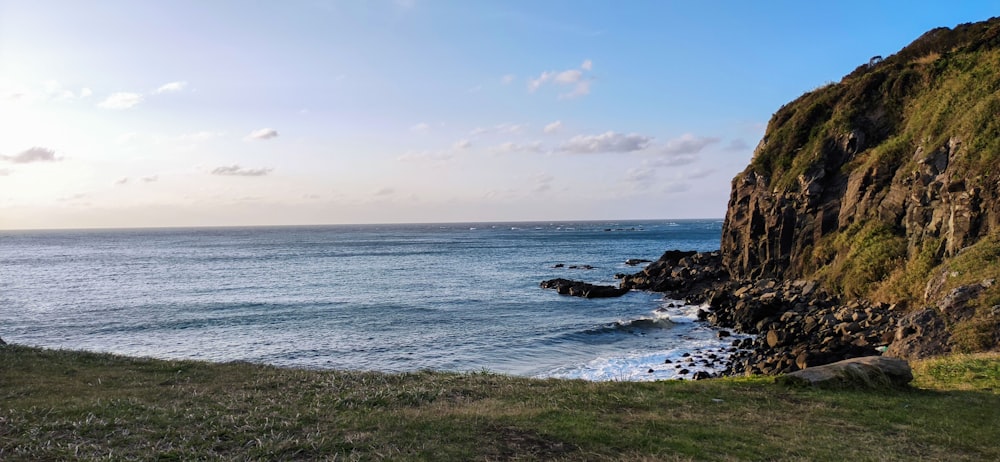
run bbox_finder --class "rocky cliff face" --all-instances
[718,18,1000,358]
[721,18,1000,299]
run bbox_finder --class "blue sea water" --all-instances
[0,219,742,381]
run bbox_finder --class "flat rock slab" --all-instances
[776,356,913,388]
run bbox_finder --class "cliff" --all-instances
[719,17,1000,355]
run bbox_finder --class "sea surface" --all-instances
[0,219,744,381]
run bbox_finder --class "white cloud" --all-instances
[98,92,144,109]
[0,169,11,176]
[554,69,582,84]
[528,59,593,98]
[248,128,279,140]
[560,80,590,99]
[662,133,721,155]
[559,131,651,154]
[374,187,396,196]
[543,121,562,134]
[624,167,655,185]
[2,147,60,163]
[154,81,187,94]
[501,74,516,85]
[211,165,273,176]
[79,88,93,98]
[141,175,159,183]
[492,141,544,154]
[115,177,129,185]
[453,139,471,150]
[528,71,554,92]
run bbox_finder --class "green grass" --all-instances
[3,345,999,461]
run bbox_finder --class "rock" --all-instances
[717,330,731,338]
[776,356,913,388]
[625,258,653,266]
[0,336,5,345]
[884,308,950,360]
[540,278,628,298]
[692,371,712,380]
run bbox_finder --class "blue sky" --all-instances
[1,1,997,229]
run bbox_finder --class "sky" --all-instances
[1,1,998,229]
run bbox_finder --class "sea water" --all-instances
[0,220,744,381]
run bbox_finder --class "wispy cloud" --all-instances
[531,173,554,193]
[98,92,144,109]
[374,187,396,196]
[153,81,187,94]
[410,122,431,134]
[649,133,721,166]
[528,60,593,99]
[543,120,562,134]
[559,131,651,154]
[662,134,720,155]
[501,74,516,85]
[397,139,471,164]
[491,141,544,154]
[248,128,279,140]
[0,168,11,176]
[725,139,750,151]
[211,165,273,176]
[2,147,60,163]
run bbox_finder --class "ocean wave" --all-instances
[581,313,675,336]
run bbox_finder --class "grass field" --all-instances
[2,344,998,461]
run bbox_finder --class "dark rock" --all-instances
[648,368,655,373]
[663,359,672,364]
[540,278,628,298]
[679,368,690,375]
[692,371,712,380]
[553,263,564,268]
[625,258,653,266]
[717,330,731,338]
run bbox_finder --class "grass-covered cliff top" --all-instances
[750,16,1000,189]
[2,344,998,461]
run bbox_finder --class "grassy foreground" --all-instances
[2,345,998,461]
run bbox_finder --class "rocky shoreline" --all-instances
[542,249,980,378]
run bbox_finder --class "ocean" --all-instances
[0,219,743,381]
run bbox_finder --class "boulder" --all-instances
[776,356,913,388]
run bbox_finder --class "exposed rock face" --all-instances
[721,18,1000,284]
